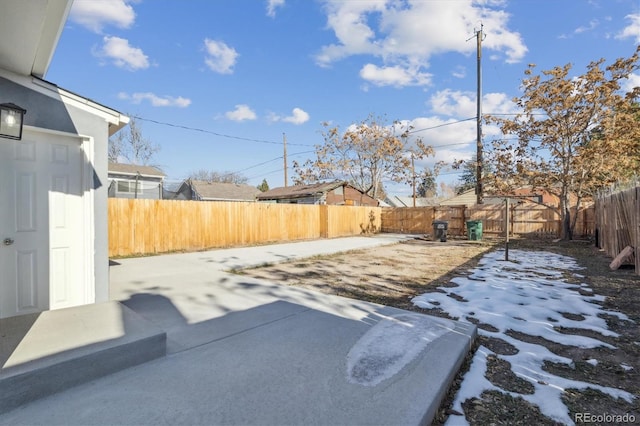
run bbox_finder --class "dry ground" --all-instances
[238,236,640,425]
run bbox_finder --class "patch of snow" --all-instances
[346,313,454,386]
[586,358,598,366]
[444,346,500,426]
[621,363,633,371]
[414,249,636,426]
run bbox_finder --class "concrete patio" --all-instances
[0,234,476,425]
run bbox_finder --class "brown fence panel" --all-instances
[325,205,381,238]
[466,204,505,235]
[109,199,381,257]
[381,203,595,239]
[512,204,560,236]
[436,206,465,236]
[637,187,640,274]
[380,207,434,234]
[595,182,639,274]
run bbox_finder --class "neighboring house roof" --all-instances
[108,162,165,178]
[440,189,479,206]
[189,180,261,201]
[257,181,346,200]
[440,188,528,206]
[384,195,435,207]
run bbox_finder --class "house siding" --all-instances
[0,76,78,134]
[277,196,322,204]
[0,74,122,305]
[258,182,378,206]
[107,173,163,200]
[66,106,111,303]
[325,186,378,206]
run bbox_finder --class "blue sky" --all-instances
[47,0,640,194]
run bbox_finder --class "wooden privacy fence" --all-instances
[381,203,595,238]
[108,199,382,257]
[595,182,639,275]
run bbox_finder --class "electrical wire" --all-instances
[132,112,536,185]
[407,117,476,134]
[132,115,314,147]
[234,150,315,173]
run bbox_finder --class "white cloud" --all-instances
[359,64,432,87]
[574,19,600,34]
[266,0,285,18]
[397,89,517,169]
[70,0,136,33]
[410,116,476,150]
[118,92,191,108]
[271,107,310,125]
[621,73,640,93]
[452,66,466,79]
[315,0,527,87]
[94,36,149,70]
[429,89,516,118]
[204,39,239,74]
[225,104,257,122]
[616,14,640,43]
[430,90,476,117]
[285,108,310,124]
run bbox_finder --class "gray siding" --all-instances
[1,76,120,304]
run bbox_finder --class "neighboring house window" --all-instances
[116,180,143,196]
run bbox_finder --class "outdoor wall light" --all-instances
[0,103,26,140]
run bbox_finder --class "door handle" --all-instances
[3,238,14,246]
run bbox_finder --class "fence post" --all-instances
[504,198,509,260]
[319,204,329,238]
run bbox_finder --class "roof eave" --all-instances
[31,1,74,78]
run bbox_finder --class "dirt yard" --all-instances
[241,237,498,311]
[239,236,640,425]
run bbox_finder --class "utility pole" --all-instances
[283,132,288,187]
[473,24,484,204]
[411,153,416,207]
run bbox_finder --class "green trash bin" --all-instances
[466,220,483,241]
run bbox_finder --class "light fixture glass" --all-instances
[0,103,26,140]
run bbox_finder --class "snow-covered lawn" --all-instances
[412,249,636,425]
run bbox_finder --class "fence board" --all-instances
[109,199,381,257]
[595,182,639,275]
[380,207,434,234]
[381,203,594,239]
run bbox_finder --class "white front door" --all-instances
[0,130,86,319]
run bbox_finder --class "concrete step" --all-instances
[0,301,166,414]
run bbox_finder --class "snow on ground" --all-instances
[412,249,636,426]
[346,313,455,386]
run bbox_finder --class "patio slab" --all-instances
[0,301,166,414]
[0,234,476,425]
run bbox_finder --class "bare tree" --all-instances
[189,169,248,184]
[487,46,640,239]
[293,114,434,199]
[108,117,160,166]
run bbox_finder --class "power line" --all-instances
[407,117,476,134]
[234,150,315,174]
[132,115,314,147]
[247,168,284,180]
